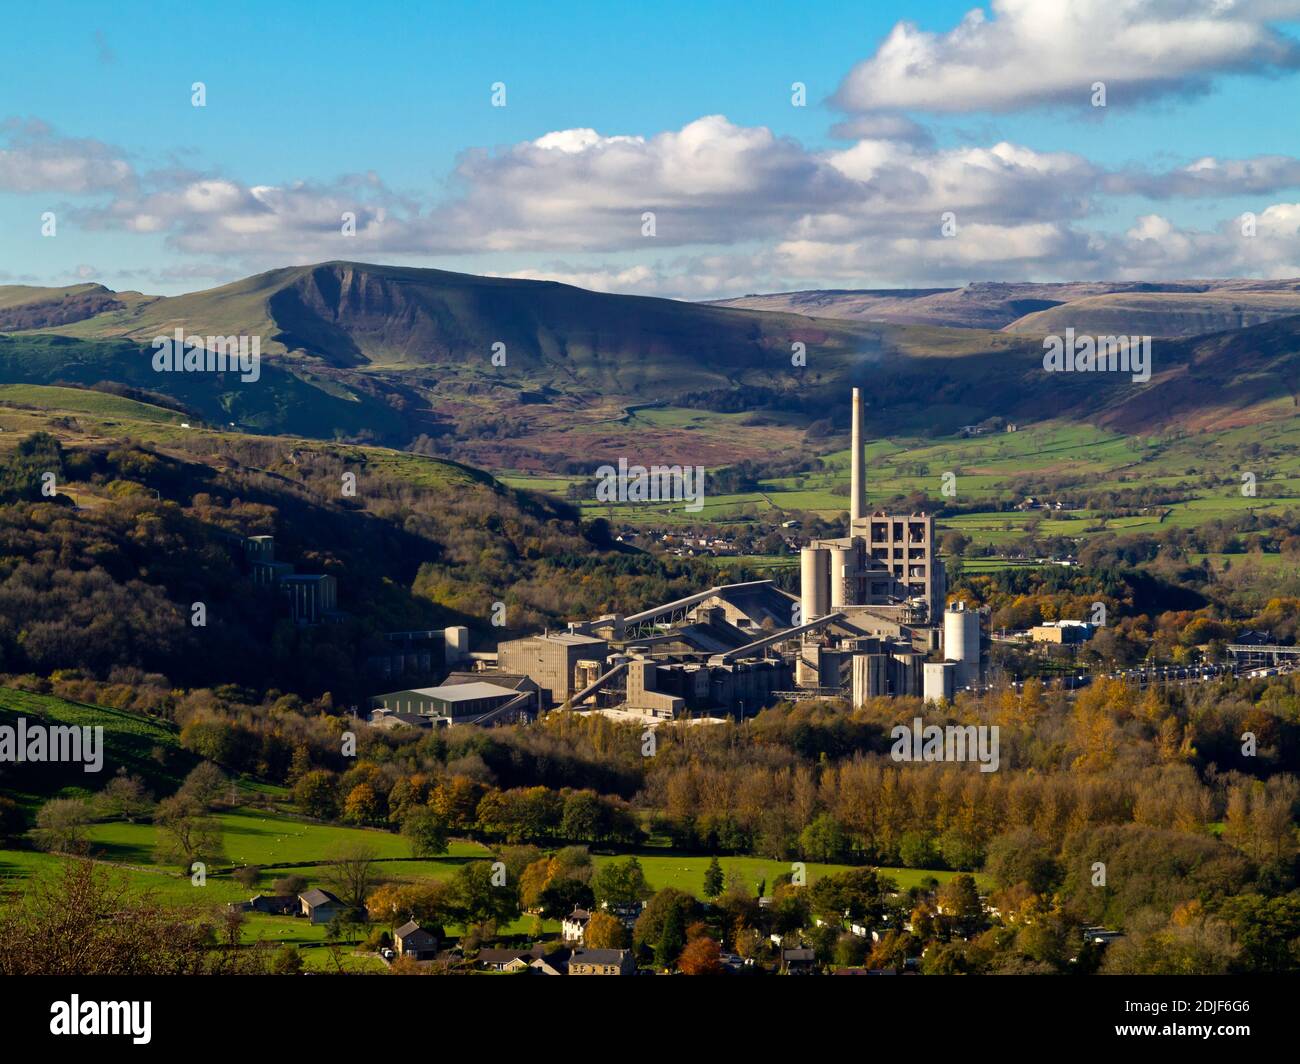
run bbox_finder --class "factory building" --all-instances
[366,627,471,681]
[797,389,979,699]
[280,574,338,625]
[623,654,791,718]
[462,390,982,724]
[497,631,610,707]
[1032,620,1096,645]
[369,680,530,724]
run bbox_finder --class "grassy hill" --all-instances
[1003,289,1300,339]
[0,332,423,441]
[5,263,1300,467]
[0,688,195,810]
[714,278,1300,337]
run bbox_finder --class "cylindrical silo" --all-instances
[852,653,890,705]
[944,605,981,687]
[891,651,922,698]
[800,547,829,622]
[829,546,854,608]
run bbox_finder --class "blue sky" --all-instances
[3,0,1300,295]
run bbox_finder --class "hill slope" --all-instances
[712,279,1300,337]
[4,263,1300,460]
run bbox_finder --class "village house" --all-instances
[561,908,591,943]
[527,947,571,975]
[781,947,817,974]
[394,920,439,961]
[298,888,344,925]
[246,894,298,915]
[567,948,635,976]
[477,947,537,972]
[600,899,645,930]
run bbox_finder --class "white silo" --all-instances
[923,661,957,704]
[443,626,469,663]
[944,603,981,687]
[829,545,855,608]
[800,547,830,622]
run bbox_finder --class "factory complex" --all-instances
[370,389,982,728]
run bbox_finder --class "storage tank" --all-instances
[891,651,923,698]
[800,547,829,622]
[852,653,890,705]
[923,661,957,704]
[944,604,981,687]
[829,545,855,607]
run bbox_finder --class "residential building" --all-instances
[567,948,635,976]
[394,920,439,961]
[562,908,591,943]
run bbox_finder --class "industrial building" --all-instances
[1031,620,1096,645]
[798,389,945,624]
[369,680,535,725]
[497,631,609,706]
[363,389,984,726]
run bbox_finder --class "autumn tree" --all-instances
[584,910,627,949]
[32,798,93,855]
[678,934,723,974]
[324,842,381,911]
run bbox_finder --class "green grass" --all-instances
[0,688,193,810]
[505,415,1300,554]
[0,383,185,423]
[607,853,990,895]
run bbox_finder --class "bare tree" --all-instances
[324,842,382,910]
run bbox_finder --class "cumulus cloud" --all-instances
[73,117,1105,263]
[1105,154,1300,197]
[12,109,1300,295]
[831,0,1300,114]
[0,119,133,194]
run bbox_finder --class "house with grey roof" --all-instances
[298,888,343,924]
[394,920,439,960]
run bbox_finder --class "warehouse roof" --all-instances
[415,681,519,702]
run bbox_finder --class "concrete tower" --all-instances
[851,386,866,525]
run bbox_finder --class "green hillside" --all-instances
[0,689,194,810]
[0,332,418,441]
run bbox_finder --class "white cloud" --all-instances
[832,0,1300,114]
[13,109,1300,295]
[0,119,133,194]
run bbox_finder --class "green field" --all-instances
[504,415,1300,551]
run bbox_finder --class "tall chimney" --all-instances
[851,387,866,524]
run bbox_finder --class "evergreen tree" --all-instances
[703,856,724,900]
[655,903,686,971]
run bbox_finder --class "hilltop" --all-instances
[3,263,1300,467]
[711,279,1300,337]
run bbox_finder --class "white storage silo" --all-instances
[800,547,829,622]
[943,604,981,687]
